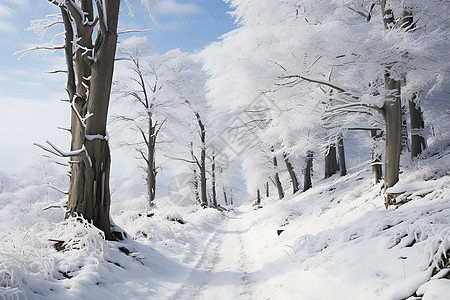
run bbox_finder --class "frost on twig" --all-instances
[14,45,64,60]
[34,141,93,168]
[34,140,86,158]
[27,13,63,39]
[118,28,150,35]
[48,183,69,195]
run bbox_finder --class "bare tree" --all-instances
[113,42,166,209]
[32,0,155,240]
[283,153,300,194]
[271,148,284,200]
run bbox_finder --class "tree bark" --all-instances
[145,110,157,209]
[324,144,339,179]
[196,112,208,208]
[211,152,217,208]
[193,168,201,205]
[303,151,313,192]
[283,153,300,194]
[402,9,427,158]
[371,129,383,184]
[381,1,402,190]
[272,150,284,200]
[223,187,228,205]
[409,94,426,158]
[64,0,121,240]
[337,136,347,176]
[401,105,410,153]
[381,78,402,189]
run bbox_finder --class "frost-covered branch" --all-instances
[118,28,150,35]
[27,13,63,39]
[34,141,86,158]
[277,75,351,96]
[14,45,64,60]
[49,183,69,195]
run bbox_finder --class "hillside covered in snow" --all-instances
[1,141,449,299]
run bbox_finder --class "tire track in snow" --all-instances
[169,223,223,300]
[192,209,255,300]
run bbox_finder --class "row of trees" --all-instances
[201,0,449,206]
[30,0,448,239]
[111,37,235,210]
[31,0,241,241]
[30,0,162,240]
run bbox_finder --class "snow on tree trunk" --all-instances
[409,93,426,158]
[196,112,208,208]
[283,153,299,194]
[381,2,402,192]
[272,151,284,200]
[324,144,339,179]
[338,136,347,177]
[303,151,313,192]
[64,0,121,240]
[371,129,383,184]
[211,152,217,208]
[401,105,410,153]
[402,9,427,159]
[147,114,157,209]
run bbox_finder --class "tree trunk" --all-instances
[409,94,426,158]
[272,150,284,200]
[265,182,269,197]
[337,136,347,176]
[371,129,383,184]
[324,144,339,179]
[200,147,207,207]
[283,153,300,194]
[381,2,402,190]
[381,79,402,189]
[401,105,410,153]
[65,0,121,240]
[402,9,426,158]
[147,115,156,208]
[223,187,228,205]
[256,188,261,205]
[193,168,201,205]
[303,151,313,192]
[211,152,217,208]
[195,112,208,208]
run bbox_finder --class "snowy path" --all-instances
[171,208,257,300]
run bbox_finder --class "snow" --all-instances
[3,2,450,298]
[1,145,449,299]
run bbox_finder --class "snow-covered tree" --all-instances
[113,38,204,209]
[29,0,156,240]
[203,0,450,202]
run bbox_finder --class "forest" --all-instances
[0,0,449,299]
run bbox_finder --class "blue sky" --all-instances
[0,0,236,173]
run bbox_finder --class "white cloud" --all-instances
[157,0,204,17]
[0,4,15,32]
[0,4,14,17]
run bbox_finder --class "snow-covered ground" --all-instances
[1,144,450,299]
